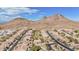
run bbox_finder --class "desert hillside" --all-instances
[0,14,79,30]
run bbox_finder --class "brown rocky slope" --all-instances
[0,14,79,30]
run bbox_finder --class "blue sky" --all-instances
[0,7,79,23]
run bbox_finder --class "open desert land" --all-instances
[0,13,79,51]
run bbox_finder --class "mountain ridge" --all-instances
[0,14,79,29]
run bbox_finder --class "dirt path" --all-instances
[13,30,33,51]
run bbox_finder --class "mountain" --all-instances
[0,18,33,29]
[34,14,79,29]
[0,14,79,29]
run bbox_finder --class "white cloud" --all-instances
[0,7,40,15]
[0,7,40,23]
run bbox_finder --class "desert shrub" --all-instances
[1,39,6,42]
[45,44,52,50]
[74,30,79,33]
[66,36,73,42]
[1,36,6,39]
[58,32,60,35]
[75,34,79,38]
[27,27,32,30]
[53,29,57,32]
[7,34,12,37]
[0,36,9,42]
[32,30,44,42]
[0,38,6,42]
[30,44,41,51]
[74,39,79,43]
[66,36,79,43]
[60,32,65,36]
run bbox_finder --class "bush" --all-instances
[60,32,65,36]
[30,44,41,51]
[27,27,32,30]
[0,36,9,42]
[66,36,74,42]
[53,29,57,32]
[74,30,79,33]
[75,34,79,38]
[32,30,44,42]
[0,38,6,42]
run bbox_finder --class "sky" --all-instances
[0,7,79,23]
